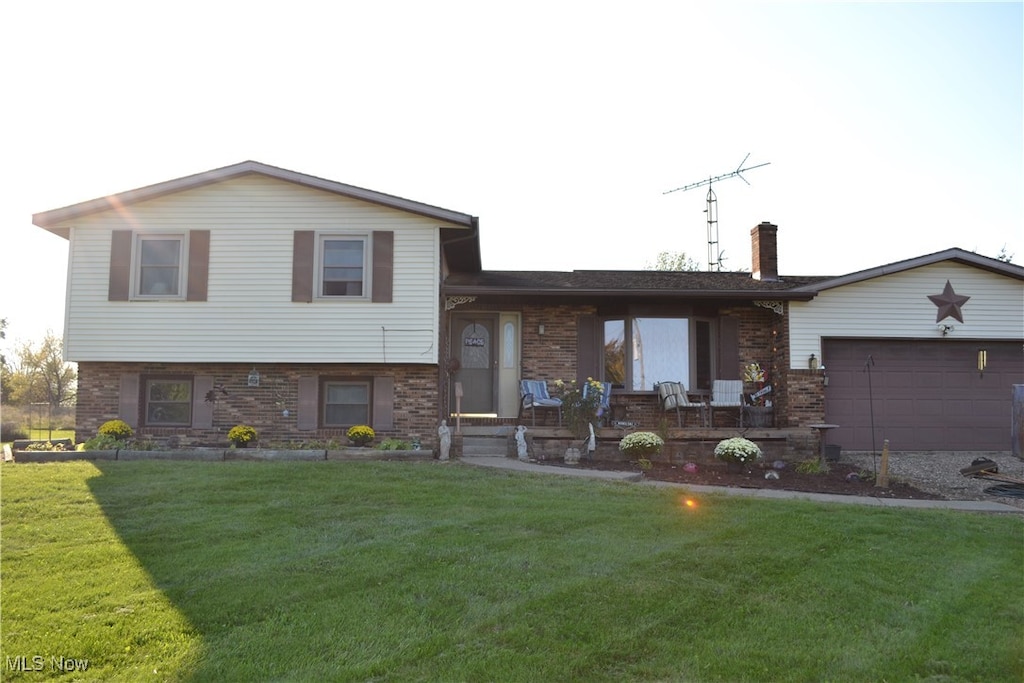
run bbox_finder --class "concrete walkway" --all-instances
[459,456,1024,514]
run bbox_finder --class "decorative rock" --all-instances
[845,472,860,483]
[773,460,787,470]
[764,470,780,480]
[683,462,698,473]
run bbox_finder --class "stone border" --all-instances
[9,449,436,463]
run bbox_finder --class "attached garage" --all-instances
[823,339,1022,451]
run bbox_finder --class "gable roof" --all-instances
[788,248,1024,293]
[33,160,483,272]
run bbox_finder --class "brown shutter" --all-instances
[371,231,394,303]
[718,317,740,380]
[292,231,314,303]
[109,231,133,301]
[118,374,140,428]
[297,376,318,430]
[372,376,394,430]
[193,375,214,428]
[186,230,210,302]
[576,314,598,383]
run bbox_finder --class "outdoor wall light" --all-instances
[808,353,819,370]
[247,367,260,387]
[938,323,954,336]
[977,349,987,378]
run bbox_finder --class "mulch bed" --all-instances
[543,458,946,500]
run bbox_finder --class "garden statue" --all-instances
[438,420,451,461]
[515,425,529,461]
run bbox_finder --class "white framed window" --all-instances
[135,234,185,298]
[322,380,370,427]
[143,377,193,426]
[318,235,368,298]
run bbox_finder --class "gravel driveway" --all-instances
[840,451,1024,510]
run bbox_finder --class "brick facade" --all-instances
[447,300,827,435]
[77,362,440,448]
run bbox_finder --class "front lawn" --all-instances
[2,460,1021,682]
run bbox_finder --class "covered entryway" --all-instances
[823,339,1023,451]
[450,314,498,415]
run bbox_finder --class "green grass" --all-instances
[2,460,1021,682]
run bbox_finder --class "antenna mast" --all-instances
[664,153,770,272]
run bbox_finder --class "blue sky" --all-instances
[2,1,1021,349]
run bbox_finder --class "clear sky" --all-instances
[2,1,1021,351]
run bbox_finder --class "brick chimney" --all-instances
[751,221,778,281]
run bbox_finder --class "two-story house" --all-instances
[32,161,478,447]
[34,161,1024,455]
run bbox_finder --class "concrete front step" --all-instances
[461,436,509,457]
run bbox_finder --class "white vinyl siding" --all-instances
[789,262,1024,369]
[60,175,452,363]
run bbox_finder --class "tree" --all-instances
[996,244,1014,263]
[645,251,700,271]
[4,332,77,407]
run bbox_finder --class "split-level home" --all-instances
[33,161,1024,457]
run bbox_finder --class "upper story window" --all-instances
[292,230,393,304]
[136,235,184,298]
[319,236,367,297]
[108,230,209,302]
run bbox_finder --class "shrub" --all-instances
[713,437,763,464]
[98,419,134,440]
[347,425,375,447]
[796,459,830,474]
[1,423,29,441]
[376,438,412,451]
[81,434,126,451]
[24,441,70,452]
[618,431,664,459]
[227,425,258,446]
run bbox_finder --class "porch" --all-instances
[448,418,819,463]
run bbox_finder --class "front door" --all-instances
[451,315,497,415]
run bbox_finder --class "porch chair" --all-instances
[582,381,613,426]
[657,381,706,427]
[709,379,745,428]
[519,379,563,426]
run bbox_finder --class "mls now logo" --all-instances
[6,655,90,672]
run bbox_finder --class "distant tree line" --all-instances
[0,320,77,408]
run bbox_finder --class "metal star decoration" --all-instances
[927,280,970,323]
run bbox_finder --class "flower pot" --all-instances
[745,405,773,428]
[726,460,746,474]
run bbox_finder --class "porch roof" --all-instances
[443,269,828,299]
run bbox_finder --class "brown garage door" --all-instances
[822,339,1023,451]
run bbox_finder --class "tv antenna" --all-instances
[664,153,770,272]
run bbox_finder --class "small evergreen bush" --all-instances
[98,419,134,440]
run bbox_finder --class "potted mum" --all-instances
[714,437,762,472]
[347,425,375,447]
[619,431,663,470]
[228,424,257,448]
